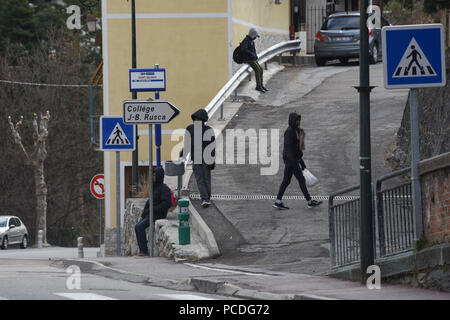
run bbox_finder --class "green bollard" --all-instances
[177,198,190,245]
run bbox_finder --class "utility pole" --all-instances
[131,0,139,196]
[358,0,375,284]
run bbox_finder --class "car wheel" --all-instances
[315,57,326,66]
[1,237,8,250]
[370,43,378,64]
[20,235,28,249]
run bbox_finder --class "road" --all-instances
[192,61,409,275]
[0,257,236,300]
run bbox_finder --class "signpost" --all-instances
[123,99,180,257]
[90,174,104,249]
[382,24,446,241]
[100,117,136,256]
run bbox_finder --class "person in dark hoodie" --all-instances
[273,113,322,210]
[240,28,268,93]
[135,167,172,256]
[180,109,216,207]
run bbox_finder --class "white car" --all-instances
[0,216,28,250]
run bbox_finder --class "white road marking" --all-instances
[184,263,269,277]
[54,293,117,300]
[156,294,215,300]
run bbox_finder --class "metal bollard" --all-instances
[177,199,190,245]
[77,237,84,259]
[218,104,225,121]
[37,230,43,249]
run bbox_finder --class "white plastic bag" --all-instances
[303,168,319,187]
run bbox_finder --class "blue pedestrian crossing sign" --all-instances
[382,24,446,89]
[100,116,136,151]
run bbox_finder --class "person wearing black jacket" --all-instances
[135,167,172,256]
[180,109,216,207]
[240,28,268,93]
[273,113,322,210]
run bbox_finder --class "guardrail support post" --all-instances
[278,54,282,65]
[218,104,225,121]
[248,72,251,82]
[232,89,238,102]
[264,62,268,70]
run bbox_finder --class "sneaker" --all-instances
[307,199,322,208]
[273,202,289,210]
[262,86,269,92]
[201,200,210,207]
[255,86,266,93]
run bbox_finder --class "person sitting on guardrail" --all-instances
[241,28,268,93]
[135,167,172,256]
[180,109,216,208]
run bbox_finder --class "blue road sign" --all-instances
[100,116,136,151]
[129,68,166,92]
[382,24,446,89]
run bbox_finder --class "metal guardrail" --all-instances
[328,168,414,268]
[204,39,302,119]
[376,167,413,257]
[328,185,360,267]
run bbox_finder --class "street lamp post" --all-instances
[131,0,139,197]
[358,0,375,284]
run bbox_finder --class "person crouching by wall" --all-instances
[135,167,172,256]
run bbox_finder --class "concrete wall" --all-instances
[420,152,450,243]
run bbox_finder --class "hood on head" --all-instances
[154,167,165,185]
[248,28,259,39]
[288,112,301,129]
[191,109,209,123]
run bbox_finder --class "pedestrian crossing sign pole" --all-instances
[100,116,136,256]
[382,24,446,242]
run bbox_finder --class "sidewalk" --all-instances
[2,247,449,300]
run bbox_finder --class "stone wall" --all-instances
[420,152,450,243]
[104,198,211,261]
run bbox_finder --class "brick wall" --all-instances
[420,152,450,243]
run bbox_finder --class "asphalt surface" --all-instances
[190,61,409,275]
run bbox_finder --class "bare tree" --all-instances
[8,111,51,246]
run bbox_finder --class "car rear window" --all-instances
[322,16,360,30]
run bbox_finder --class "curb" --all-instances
[189,203,221,258]
[58,258,336,300]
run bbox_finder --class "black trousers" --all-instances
[276,162,311,202]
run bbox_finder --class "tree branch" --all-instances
[8,115,31,165]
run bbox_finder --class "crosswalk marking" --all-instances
[155,294,215,300]
[392,37,436,78]
[54,293,117,300]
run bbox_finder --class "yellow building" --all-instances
[101,0,295,242]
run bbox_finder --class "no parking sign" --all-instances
[90,174,105,199]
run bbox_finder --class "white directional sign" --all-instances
[123,100,180,124]
[129,68,166,92]
[382,24,446,89]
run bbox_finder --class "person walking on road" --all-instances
[241,28,268,93]
[181,109,216,208]
[135,167,172,256]
[273,113,322,210]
